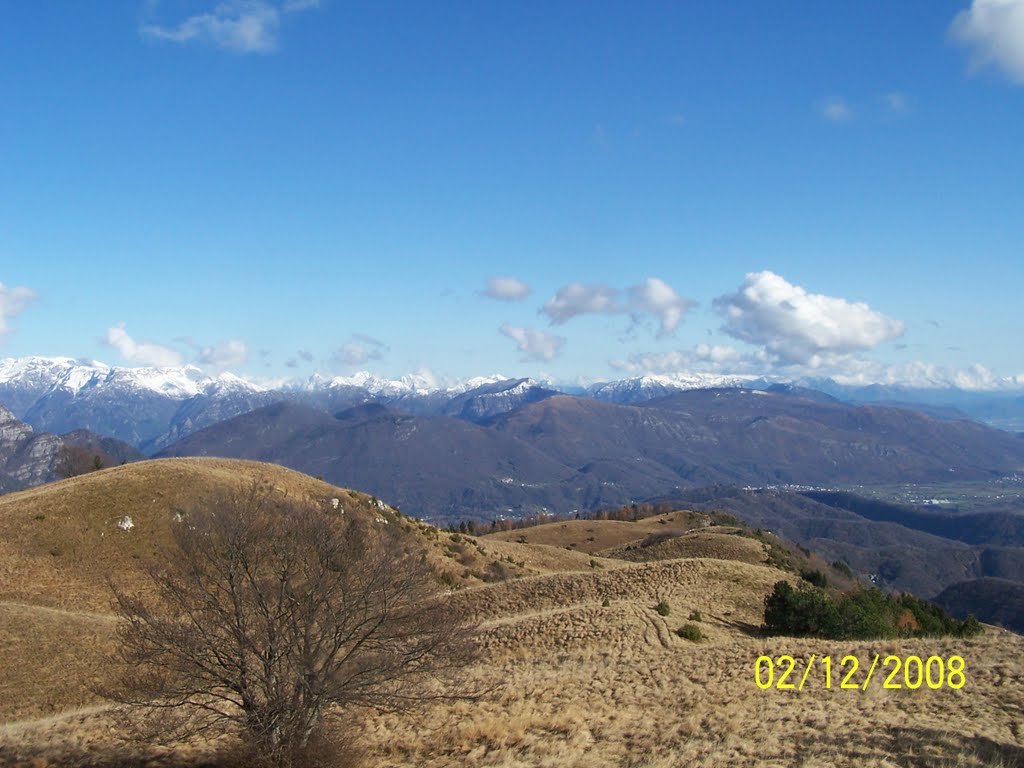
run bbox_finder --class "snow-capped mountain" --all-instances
[0,358,775,452]
[0,357,271,451]
[0,357,265,399]
[4,356,1020,458]
[588,373,767,404]
[442,378,558,422]
[295,370,509,398]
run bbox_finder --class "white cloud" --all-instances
[199,339,249,370]
[499,324,566,362]
[103,323,184,367]
[822,98,853,122]
[335,334,388,366]
[482,276,532,302]
[627,277,695,337]
[712,271,905,368]
[0,282,36,336]
[950,0,1024,83]
[609,344,762,375]
[141,0,317,53]
[541,278,695,337]
[825,360,1024,391]
[541,283,622,324]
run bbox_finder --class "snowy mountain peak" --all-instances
[0,356,266,399]
[589,372,763,403]
[308,370,513,398]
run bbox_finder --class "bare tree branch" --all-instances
[106,479,479,767]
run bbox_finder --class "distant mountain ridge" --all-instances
[157,387,1024,520]
[3,356,1024,452]
[0,357,761,451]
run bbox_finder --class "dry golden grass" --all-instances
[484,512,710,555]
[0,604,116,722]
[467,537,627,574]
[600,528,768,565]
[0,458,389,611]
[2,461,1023,767]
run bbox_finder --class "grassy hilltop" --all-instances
[1,459,1022,767]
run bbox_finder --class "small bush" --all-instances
[589,558,603,569]
[762,581,984,640]
[483,560,513,582]
[688,610,702,622]
[655,600,671,617]
[676,624,703,642]
[602,597,611,608]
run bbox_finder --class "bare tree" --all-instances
[108,480,477,767]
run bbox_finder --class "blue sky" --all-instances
[1,1,1022,388]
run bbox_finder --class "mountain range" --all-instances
[156,387,1024,519]
[4,356,1024,453]
[3,355,1024,629]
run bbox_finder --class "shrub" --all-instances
[602,597,611,608]
[676,624,703,642]
[688,610,702,622]
[762,581,984,640]
[655,600,671,617]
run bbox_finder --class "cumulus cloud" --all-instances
[0,282,36,337]
[141,0,318,53]
[822,98,853,122]
[950,0,1024,83]
[712,271,905,367]
[499,324,566,362]
[335,334,388,366]
[482,276,532,302]
[541,283,621,324]
[627,277,695,337]
[541,278,694,337]
[103,323,184,367]
[198,339,249,370]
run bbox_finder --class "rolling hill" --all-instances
[0,459,1022,767]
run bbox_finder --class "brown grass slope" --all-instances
[0,458,462,726]
[2,463,1023,767]
[485,511,717,553]
[0,457,396,612]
